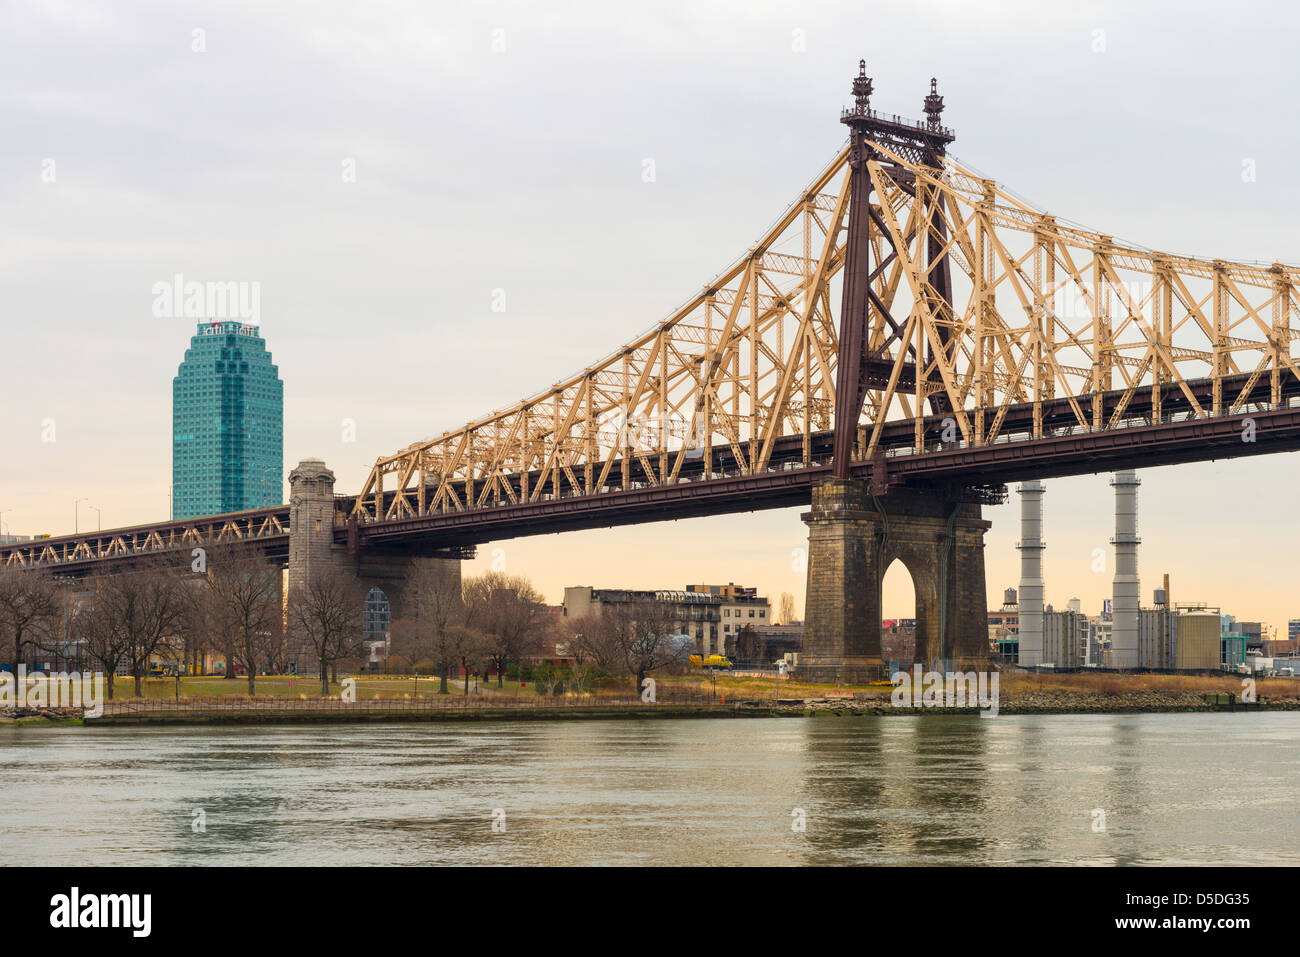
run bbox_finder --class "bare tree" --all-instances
[45,563,188,697]
[398,558,464,693]
[177,583,213,676]
[569,613,622,678]
[387,618,423,673]
[0,567,61,674]
[118,562,190,696]
[287,566,365,696]
[735,624,763,664]
[73,586,126,699]
[563,649,599,697]
[573,601,691,693]
[464,572,547,687]
[443,624,489,696]
[777,592,796,626]
[203,549,282,695]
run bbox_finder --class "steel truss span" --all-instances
[1,508,290,573]
[353,125,1300,525]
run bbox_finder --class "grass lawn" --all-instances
[471,678,542,697]
[100,668,1300,703]
[113,675,464,701]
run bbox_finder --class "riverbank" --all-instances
[784,688,1293,716]
[79,703,752,726]
[1,687,1294,726]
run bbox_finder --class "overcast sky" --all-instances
[3,0,1298,631]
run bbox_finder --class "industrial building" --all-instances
[1014,471,1234,672]
[988,588,1020,661]
[1041,606,1091,669]
[562,583,770,658]
[1015,480,1045,665]
[1131,591,1222,671]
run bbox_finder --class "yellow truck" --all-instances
[689,654,734,670]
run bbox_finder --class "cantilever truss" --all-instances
[1,510,288,570]
[354,138,1300,522]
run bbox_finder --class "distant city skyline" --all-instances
[3,1,1298,635]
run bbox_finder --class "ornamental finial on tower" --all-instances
[923,76,945,129]
[851,59,873,114]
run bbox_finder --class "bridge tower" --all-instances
[800,63,990,682]
[288,457,340,596]
[288,458,464,670]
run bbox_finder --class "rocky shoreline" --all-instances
[772,689,1298,715]
[0,707,88,723]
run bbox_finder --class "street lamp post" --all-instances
[90,506,102,532]
[59,576,74,671]
[74,498,87,534]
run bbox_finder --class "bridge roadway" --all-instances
[6,369,1300,574]
[354,376,1300,549]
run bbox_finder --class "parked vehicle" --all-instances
[689,654,734,670]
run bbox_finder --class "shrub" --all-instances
[383,654,412,675]
[531,663,555,695]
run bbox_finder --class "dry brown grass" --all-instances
[654,673,877,699]
[656,669,1300,701]
[997,670,1300,698]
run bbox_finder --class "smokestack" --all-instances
[1017,480,1045,666]
[1111,470,1141,669]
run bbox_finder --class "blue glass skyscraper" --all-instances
[172,321,284,519]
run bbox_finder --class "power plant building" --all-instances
[1127,602,1222,671]
[1041,608,1089,669]
[1110,470,1142,669]
[1010,467,1223,672]
[1016,480,1045,665]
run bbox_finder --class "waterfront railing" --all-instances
[98,690,730,715]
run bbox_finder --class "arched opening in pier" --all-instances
[880,558,918,669]
[363,586,391,672]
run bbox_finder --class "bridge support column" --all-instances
[800,478,991,683]
[800,479,886,683]
[288,458,346,601]
[288,458,466,673]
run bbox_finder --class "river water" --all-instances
[2,713,1297,866]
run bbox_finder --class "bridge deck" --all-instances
[7,370,1297,573]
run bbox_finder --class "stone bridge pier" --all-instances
[287,458,465,669]
[799,478,990,683]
